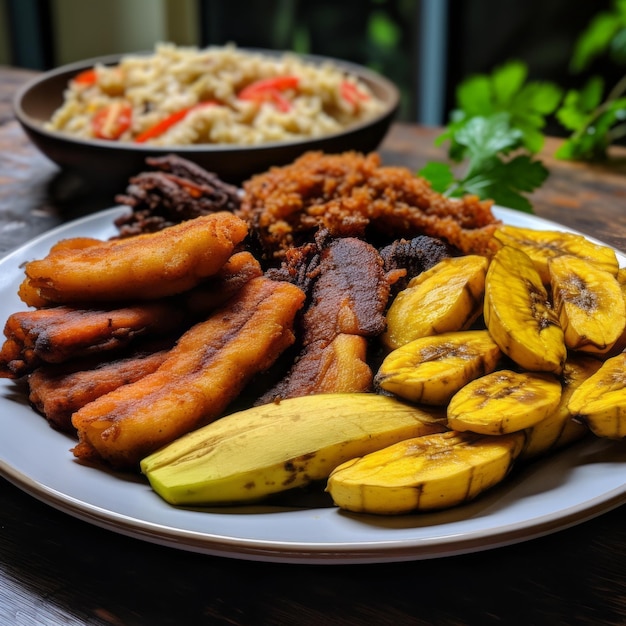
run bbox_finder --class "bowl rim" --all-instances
[13,47,401,155]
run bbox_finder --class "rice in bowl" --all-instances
[45,43,388,146]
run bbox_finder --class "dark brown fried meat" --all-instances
[379,235,456,295]
[302,235,389,342]
[114,155,242,237]
[256,234,390,403]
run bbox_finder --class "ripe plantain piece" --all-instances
[326,430,525,514]
[567,352,626,439]
[375,330,502,405]
[140,393,447,506]
[19,213,249,305]
[549,255,626,354]
[519,354,601,460]
[447,369,562,435]
[602,267,626,356]
[493,225,619,284]
[484,245,566,374]
[382,255,488,350]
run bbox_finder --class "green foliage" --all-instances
[421,0,626,208]
[420,63,559,213]
[556,0,626,161]
[570,0,626,71]
[444,61,562,153]
[367,11,401,48]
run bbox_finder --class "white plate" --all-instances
[1,206,626,564]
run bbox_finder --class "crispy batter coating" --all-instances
[19,212,248,306]
[239,151,500,261]
[28,339,173,432]
[182,250,262,315]
[1,251,262,379]
[71,276,305,469]
[0,303,185,378]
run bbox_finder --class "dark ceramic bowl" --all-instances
[13,50,400,188]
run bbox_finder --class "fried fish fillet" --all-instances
[19,212,248,306]
[1,251,262,379]
[71,276,306,469]
[28,339,173,432]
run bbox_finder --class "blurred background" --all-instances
[0,0,614,128]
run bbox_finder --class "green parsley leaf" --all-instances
[453,113,523,163]
[417,161,455,194]
[556,77,605,132]
[456,155,548,214]
[557,1,626,161]
[610,27,626,64]
[421,62,559,213]
[556,95,626,160]
[570,12,623,72]
[441,61,561,157]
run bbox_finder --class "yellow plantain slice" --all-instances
[447,369,562,435]
[382,255,488,350]
[493,225,619,284]
[549,255,626,354]
[375,330,502,405]
[141,393,447,505]
[567,352,626,439]
[484,245,566,374]
[608,267,626,355]
[326,430,525,514]
[519,354,601,460]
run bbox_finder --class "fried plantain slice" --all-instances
[71,276,305,469]
[20,212,248,305]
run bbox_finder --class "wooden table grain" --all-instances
[2,65,626,625]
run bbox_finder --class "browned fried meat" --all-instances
[28,338,174,432]
[257,234,389,403]
[114,155,242,237]
[300,235,389,341]
[0,251,262,378]
[71,276,306,469]
[379,235,456,295]
[238,151,500,263]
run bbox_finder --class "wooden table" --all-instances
[2,65,626,625]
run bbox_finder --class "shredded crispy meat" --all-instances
[238,151,500,263]
[114,155,242,237]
